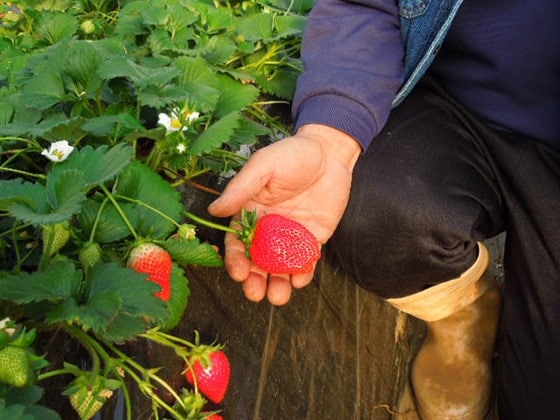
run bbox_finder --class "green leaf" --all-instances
[160,264,190,331]
[174,57,220,112]
[98,313,151,343]
[200,34,237,66]
[1,385,61,420]
[98,56,181,88]
[88,263,166,319]
[0,102,13,125]
[46,292,121,332]
[255,66,299,99]
[80,114,146,137]
[115,162,184,239]
[2,175,85,225]
[274,15,307,39]
[45,169,87,219]
[165,236,223,268]
[0,180,46,213]
[236,14,274,41]
[214,73,260,118]
[35,12,78,45]
[205,6,235,33]
[78,200,139,244]
[84,262,168,341]
[136,84,194,109]
[227,117,269,149]
[50,144,133,187]
[189,111,241,156]
[0,258,80,303]
[6,170,87,225]
[20,71,66,110]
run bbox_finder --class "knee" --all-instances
[329,185,477,299]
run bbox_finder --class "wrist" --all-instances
[296,124,362,168]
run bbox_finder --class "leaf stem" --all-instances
[63,325,102,377]
[88,197,110,244]
[37,367,77,381]
[112,194,181,230]
[99,184,138,241]
[0,166,47,180]
[107,343,187,417]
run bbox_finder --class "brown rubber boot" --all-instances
[387,242,500,420]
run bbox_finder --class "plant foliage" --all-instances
[0,0,312,416]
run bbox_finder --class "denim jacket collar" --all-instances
[393,0,464,107]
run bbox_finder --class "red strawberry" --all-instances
[205,414,224,420]
[127,243,172,301]
[185,347,230,404]
[248,213,320,274]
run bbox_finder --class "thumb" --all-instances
[207,160,270,217]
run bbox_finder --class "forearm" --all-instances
[292,0,404,149]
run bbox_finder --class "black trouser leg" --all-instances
[328,76,560,418]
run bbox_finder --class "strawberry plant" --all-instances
[0,0,313,417]
[0,143,224,417]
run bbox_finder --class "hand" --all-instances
[208,124,361,305]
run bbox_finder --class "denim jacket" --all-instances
[393,0,464,107]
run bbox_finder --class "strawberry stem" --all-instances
[183,211,238,234]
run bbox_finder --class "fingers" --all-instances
[291,271,315,289]
[241,273,293,306]
[223,230,304,306]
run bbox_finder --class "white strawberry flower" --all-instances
[176,143,187,154]
[41,140,74,162]
[184,110,200,124]
[158,108,200,134]
[158,109,186,133]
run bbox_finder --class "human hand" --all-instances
[208,124,361,305]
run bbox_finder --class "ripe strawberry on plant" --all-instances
[127,243,172,301]
[185,345,230,404]
[241,212,321,274]
[0,345,30,387]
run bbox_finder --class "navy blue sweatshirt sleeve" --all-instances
[292,0,404,150]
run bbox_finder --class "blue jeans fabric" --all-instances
[328,75,560,418]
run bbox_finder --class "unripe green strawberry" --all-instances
[80,19,96,35]
[127,243,172,301]
[69,388,113,420]
[0,345,30,387]
[248,214,320,274]
[79,242,102,271]
[42,222,70,257]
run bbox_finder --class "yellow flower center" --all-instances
[170,118,182,129]
[52,149,65,160]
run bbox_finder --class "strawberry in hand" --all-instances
[246,213,321,274]
[185,345,231,404]
[184,209,321,275]
[127,243,172,301]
